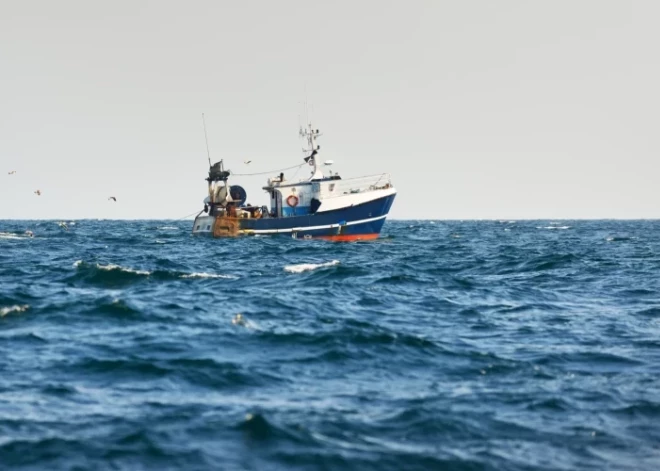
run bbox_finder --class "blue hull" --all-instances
[194,193,396,240]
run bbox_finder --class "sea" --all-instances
[1,219,659,471]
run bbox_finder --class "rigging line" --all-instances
[202,113,212,168]
[175,209,203,220]
[290,164,303,181]
[231,163,305,177]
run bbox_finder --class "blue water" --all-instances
[1,220,660,470]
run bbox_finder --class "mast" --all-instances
[300,121,323,180]
[201,114,233,206]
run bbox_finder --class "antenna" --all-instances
[202,113,212,168]
[304,84,309,125]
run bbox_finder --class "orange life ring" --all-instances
[287,195,299,207]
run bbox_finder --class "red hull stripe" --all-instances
[317,233,380,242]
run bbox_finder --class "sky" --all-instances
[1,0,659,220]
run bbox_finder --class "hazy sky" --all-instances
[1,0,659,220]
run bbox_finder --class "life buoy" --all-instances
[287,195,299,207]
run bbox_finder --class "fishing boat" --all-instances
[192,121,396,240]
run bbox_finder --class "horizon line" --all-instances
[2,217,660,222]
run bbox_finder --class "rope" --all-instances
[290,164,303,181]
[175,209,203,220]
[231,163,306,177]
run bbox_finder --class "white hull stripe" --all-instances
[316,187,397,213]
[247,215,388,235]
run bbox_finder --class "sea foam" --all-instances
[284,260,340,273]
[1,305,29,317]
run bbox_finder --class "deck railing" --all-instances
[321,173,393,198]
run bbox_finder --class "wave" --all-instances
[537,226,571,230]
[73,260,150,275]
[96,298,143,319]
[0,232,32,240]
[70,356,280,390]
[72,260,236,283]
[181,272,236,279]
[606,236,636,242]
[231,313,260,329]
[0,304,29,317]
[533,351,643,372]
[98,263,150,275]
[236,413,309,444]
[284,260,340,273]
[635,307,660,317]
[257,325,439,353]
[613,401,660,418]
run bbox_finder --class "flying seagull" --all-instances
[108,196,117,202]
[244,160,252,165]
[8,171,16,175]
[34,190,41,196]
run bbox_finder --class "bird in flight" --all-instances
[34,190,41,196]
[8,171,16,175]
[108,196,117,202]
[244,160,252,165]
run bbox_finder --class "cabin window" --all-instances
[196,225,200,230]
[206,225,210,230]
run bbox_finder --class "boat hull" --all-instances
[192,192,396,240]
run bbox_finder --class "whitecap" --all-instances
[1,305,29,317]
[0,232,23,240]
[96,263,151,275]
[231,313,259,329]
[284,260,340,273]
[537,226,570,230]
[74,260,151,275]
[157,226,179,231]
[181,272,237,279]
[0,231,33,240]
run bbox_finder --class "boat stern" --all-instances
[192,214,215,236]
[193,214,247,237]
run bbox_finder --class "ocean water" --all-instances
[1,219,660,471]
